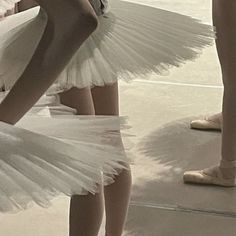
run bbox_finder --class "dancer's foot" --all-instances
[183,159,236,187]
[190,112,222,131]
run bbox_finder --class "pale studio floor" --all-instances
[1,0,236,236]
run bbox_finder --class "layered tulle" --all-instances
[0,0,214,92]
[0,113,129,213]
[0,6,46,90]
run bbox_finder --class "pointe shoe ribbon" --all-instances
[183,160,236,187]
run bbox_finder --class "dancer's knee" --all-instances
[78,11,98,33]
[36,0,98,33]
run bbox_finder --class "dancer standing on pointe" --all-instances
[184,0,236,187]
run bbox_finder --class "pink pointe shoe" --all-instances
[190,113,222,131]
[183,159,236,187]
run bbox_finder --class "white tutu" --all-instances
[0,0,19,16]
[0,0,214,92]
[0,102,129,213]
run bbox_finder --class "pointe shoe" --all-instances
[190,113,222,131]
[183,159,236,187]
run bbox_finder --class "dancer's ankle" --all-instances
[219,159,236,179]
[206,112,222,123]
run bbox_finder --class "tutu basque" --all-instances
[0,0,214,94]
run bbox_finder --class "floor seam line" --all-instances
[130,201,236,218]
[134,79,223,89]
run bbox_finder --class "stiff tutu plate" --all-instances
[0,111,129,213]
[0,1,214,92]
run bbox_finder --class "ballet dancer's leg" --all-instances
[91,82,132,236]
[69,188,104,236]
[215,0,236,177]
[60,82,131,235]
[91,83,119,116]
[59,88,104,236]
[59,87,95,115]
[184,0,236,186]
[190,0,224,132]
[0,0,98,124]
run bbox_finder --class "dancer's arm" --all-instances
[0,0,98,125]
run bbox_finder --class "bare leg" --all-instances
[184,0,236,186]
[59,88,104,236]
[59,87,95,115]
[190,0,223,132]
[0,0,98,124]
[214,0,236,173]
[61,83,131,235]
[91,82,132,236]
[91,83,119,116]
[69,189,104,236]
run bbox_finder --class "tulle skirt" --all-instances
[0,0,214,93]
[0,92,130,213]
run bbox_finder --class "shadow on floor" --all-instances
[129,117,236,212]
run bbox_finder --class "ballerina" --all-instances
[0,0,130,220]
[184,0,236,187]
[0,3,132,236]
[14,2,132,235]
[0,1,215,235]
